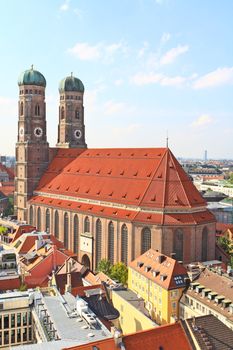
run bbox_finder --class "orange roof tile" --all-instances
[123,322,192,350]
[129,249,188,290]
[34,148,207,210]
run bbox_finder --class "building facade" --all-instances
[15,67,216,270]
[128,249,188,325]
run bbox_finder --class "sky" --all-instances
[0,0,233,159]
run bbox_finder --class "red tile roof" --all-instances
[129,249,188,290]
[123,322,192,350]
[0,181,14,196]
[35,148,207,210]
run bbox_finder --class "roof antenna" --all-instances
[166,130,169,148]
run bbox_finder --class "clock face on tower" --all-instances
[74,129,82,139]
[34,127,43,137]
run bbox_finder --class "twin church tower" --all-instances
[15,66,87,221]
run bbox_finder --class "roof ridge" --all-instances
[168,149,192,208]
[138,149,167,207]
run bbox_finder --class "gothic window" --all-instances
[54,211,59,238]
[84,216,90,233]
[95,219,102,269]
[202,227,208,261]
[45,209,50,232]
[29,206,33,226]
[20,102,23,116]
[61,106,65,119]
[121,224,128,265]
[37,207,41,231]
[35,104,40,116]
[75,109,80,119]
[108,221,114,264]
[64,212,69,249]
[174,229,184,261]
[141,227,151,254]
[73,215,79,253]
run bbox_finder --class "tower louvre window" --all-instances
[20,102,24,116]
[35,104,40,116]
[61,106,65,119]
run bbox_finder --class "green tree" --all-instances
[97,259,112,275]
[218,236,232,254]
[229,173,233,184]
[0,226,7,235]
[3,197,14,216]
[110,262,128,285]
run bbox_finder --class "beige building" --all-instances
[0,291,33,348]
[180,266,233,330]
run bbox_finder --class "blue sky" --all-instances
[0,0,233,158]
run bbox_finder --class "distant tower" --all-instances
[15,66,49,222]
[56,73,87,148]
[204,150,208,162]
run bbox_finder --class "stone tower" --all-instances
[56,73,87,148]
[15,66,49,222]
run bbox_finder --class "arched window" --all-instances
[20,102,23,116]
[73,215,79,253]
[141,227,151,254]
[37,207,41,231]
[75,108,80,119]
[29,206,33,226]
[35,104,40,116]
[174,229,183,261]
[61,106,65,119]
[84,216,90,233]
[54,210,59,238]
[95,219,102,268]
[64,212,69,249]
[45,209,50,232]
[202,227,208,261]
[108,221,114,264]
[121,224,128,265]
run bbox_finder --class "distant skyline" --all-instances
[0,0,233,158]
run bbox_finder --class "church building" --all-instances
[15,67,216,270]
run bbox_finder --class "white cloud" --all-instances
[104,100,125,115]
[160,45,189,65]
[114,79,124,86]
[138,42,149,58]
[60,0,70,11]
[68,42,101,61]
[67,41,128,62]
[193,67,233,89]
[131,72,188,87]
[160,32,171,44]
[191,114,214,128]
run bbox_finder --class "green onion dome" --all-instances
[59,73,84,93]
[18,65,46,87]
